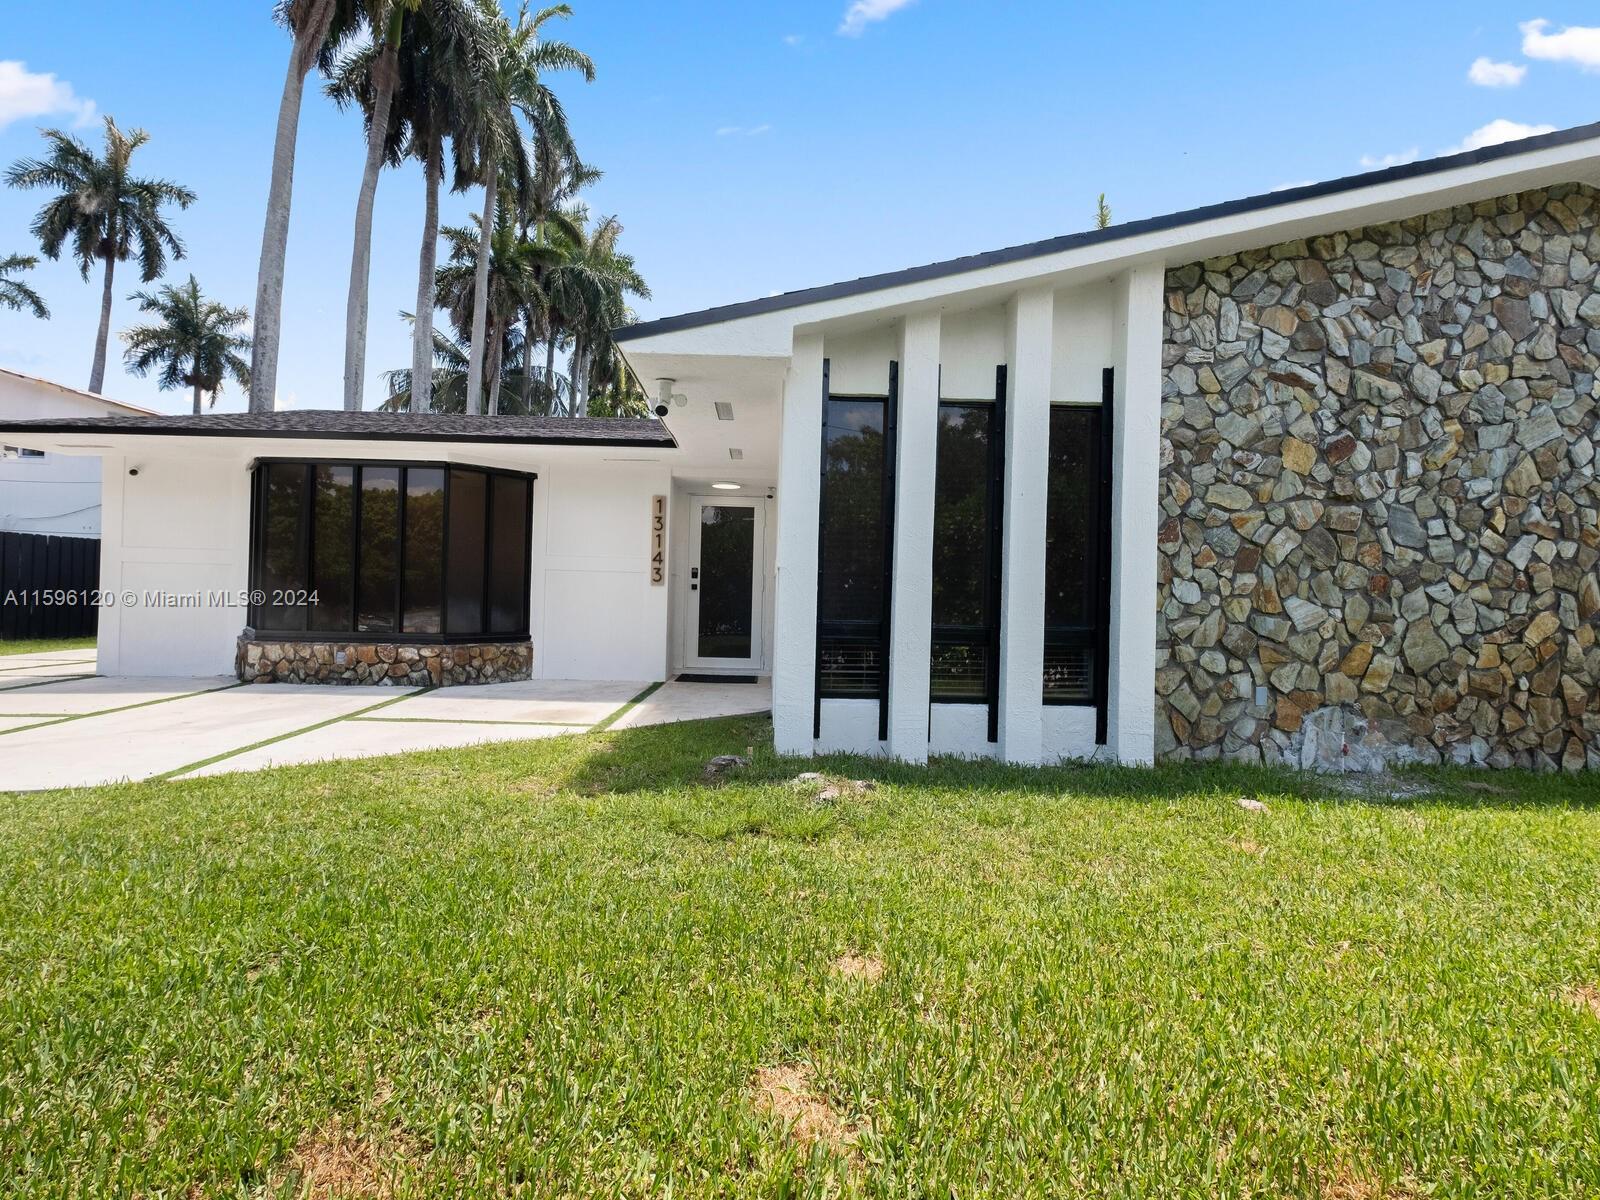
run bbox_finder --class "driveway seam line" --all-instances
[591,681,665,733]
[345,716,586,728]
[155,687,433,781]
[0,680,245,738]
[0,672,99,694]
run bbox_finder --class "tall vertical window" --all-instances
[249,462,533,641]
[1043,381,1113,727]
[930,399,1002,706]
[816,392,894,703]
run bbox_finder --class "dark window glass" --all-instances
[697,504,755,659]
[357,466,400,634]
[309,464,354,632]
[446,468,486,635]
[818,396,890,697]
[258,462,308,630]
[1043,406,1105,704]
[488,475,529,634]
[931,403,994,702]
[402,468,444,634]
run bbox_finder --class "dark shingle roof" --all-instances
[616,120,1600,341]
[0,409,677,447]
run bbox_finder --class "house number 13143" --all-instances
[650,495,666,584]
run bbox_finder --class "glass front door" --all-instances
[687,497,765,670]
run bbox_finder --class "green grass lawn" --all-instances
[2,715,1598,1198]
[0,635,96,657]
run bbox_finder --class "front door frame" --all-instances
[682,494,769,674]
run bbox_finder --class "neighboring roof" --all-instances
[0,409,678,447]
[0,366,160,416]
[616,119,1600,341]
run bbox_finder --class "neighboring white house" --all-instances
[3,122,1597,771]
[0,368,158,537]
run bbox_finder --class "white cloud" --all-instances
[838,0,916,37]
[715,124,771,137]
[1468,56,1527,87]
[1520,18,1600,70]
[783,33,804,46]
[0,61,95,131]
[1447,118,1557,154]
[1359,148,1419,169]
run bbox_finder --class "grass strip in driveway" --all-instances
[154,687,431,781]
[345,715,585,728]
[0,679,243,737]
[590,680,664,732]
[0,671,98,693]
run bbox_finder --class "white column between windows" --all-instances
[771,331,825,756]
[997,285,1054,765]
[1108,265,1163,765]
[886,310,941,762]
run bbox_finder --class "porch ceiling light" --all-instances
[712,481,741,490]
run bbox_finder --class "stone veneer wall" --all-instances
[235,636,532,687]
[1158,183,1600,772]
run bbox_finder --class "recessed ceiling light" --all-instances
[712,481,741,490]
[714,401,735,421]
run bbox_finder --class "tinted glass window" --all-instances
[1043,405,1105,704]
[357,466,400,634]
[931,404,992,630]
[402,468,444,634]
[488,475,529,634]
[258,462,307,630]
[817,396,890,698]
[446,468,486,635]
[310,464,354,632]
[697,504,755,659]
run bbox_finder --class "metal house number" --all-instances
[650,495,666,584]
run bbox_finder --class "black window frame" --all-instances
[930,365,1007,743]
[813,362,899,740]
[1043,367,1115,744]
[247,457,535,644]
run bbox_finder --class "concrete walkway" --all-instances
[0,653,771,791]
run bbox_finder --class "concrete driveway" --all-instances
[0,650,770,791]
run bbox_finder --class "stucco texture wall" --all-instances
[1158,183,1600,772]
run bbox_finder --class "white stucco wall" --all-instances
[97,451,251,676]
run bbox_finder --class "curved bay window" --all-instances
[1044,368,1114,738]
[249,460,533,641]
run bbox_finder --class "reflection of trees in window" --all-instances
[931,402,995,702]
[403,469,445,634]
[358,468,400,633]
[1043,406,1105,704]
[260,462,307,630]
[818,397,889,698]
[311,465,353,631]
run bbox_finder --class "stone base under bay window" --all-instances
[235,635,532,687]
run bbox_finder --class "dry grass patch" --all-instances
[278,1116,424,1199]
[749,1064,861,1160]
[1561,982,1600,1017]
[830,952,885,983]
[1321,1163,1423,1199]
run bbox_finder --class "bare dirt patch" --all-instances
[749,1064,860,1159]
[830,952,885,983]
[1561,983,1600,1017]
[280,1116,423,1199]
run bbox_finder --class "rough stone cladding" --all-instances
[235,637,532,687]
[1158,183,1600,772]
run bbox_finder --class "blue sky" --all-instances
[2,2,1598,413]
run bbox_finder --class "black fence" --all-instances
[0,531,100,640]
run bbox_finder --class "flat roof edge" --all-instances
[615,119,1600,341]
[0,421,679,449]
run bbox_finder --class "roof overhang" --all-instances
[616,121,1600,359]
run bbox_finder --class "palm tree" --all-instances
[545,213,648,416]
[6,117,195,394]
[434,212,550,414]
[250,0,363,413]
[382,319,556,412]
[121,276,251,414]
[0,254,49,319]
[458,2,592,414]
[1095,193,1112,230]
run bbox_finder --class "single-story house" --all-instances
[4,123,1597,772]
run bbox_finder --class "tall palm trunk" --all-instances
[88,252,115,394]
[191,358,204,415]
[520,305,535,412]
[545,329,558,415]
[250,0,337,414]
[486,320,504,415]
[464,158,497,416]
[342,33,401,412]
[410,138,443,413]
[568,332,585,418]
